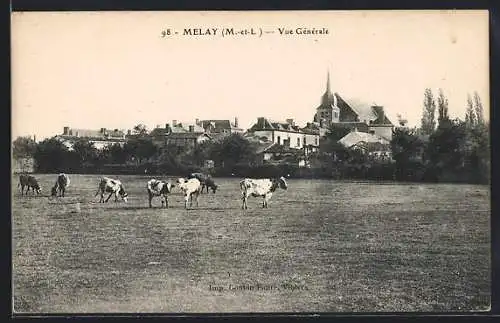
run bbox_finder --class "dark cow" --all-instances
[147,179,174,208]
[18,174,42,195]
[95,177,128,203]
[188,172,218,193]
[51,173,70,197]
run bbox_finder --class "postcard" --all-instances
[11,10,490,313]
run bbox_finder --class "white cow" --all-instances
[176,177,202,209]
[147,179,174,208]
[240,176,288,209]
[95,177,128,203]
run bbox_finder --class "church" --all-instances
[309,71,394,141]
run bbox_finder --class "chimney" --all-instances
[63,127,69,135]
[373,105,385,124]
[101,128,106,134]
[33,135,36,143]
[257,117,265,128]
[172,120,177,127]
[286,118,294,126]
[234,117,239,128]
[189,125,194,132]
[195,118,200,126]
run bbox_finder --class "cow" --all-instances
[18,174,42,195]
[51,173,70,197]
[147,179,174,208]
[188,172,218,193]
[176,177,202,209]
[240,176,288,209]
[94,177,128,203]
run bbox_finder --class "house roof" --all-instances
[250,117,303,133]
[338,131,390,148]
[172,122,205,133]
[63,128,125,139]
[166,132,210,140]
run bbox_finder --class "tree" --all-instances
[212,133,253,167]
[12,136,37,159]
[98,143,127,164]
[473,91,485,126]
[426,118,467,175]
[325,124,351,142]
[72,138,98,166]
[421,88,436,135]
[437,88,450,127]
[33,138,71,172]
[132,124,149,136]
[465,93,476,126]
[124,137,158,164]
[391,127,426,180]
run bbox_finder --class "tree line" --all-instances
[12,89,489,183]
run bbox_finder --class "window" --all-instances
[303,137,306,146]
[334,112,338,118]
[277,136,281,145]
[297,137,300,147]
[315,138,318,146]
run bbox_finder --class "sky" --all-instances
[11,10,489,141]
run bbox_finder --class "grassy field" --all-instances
[12,174,491,313]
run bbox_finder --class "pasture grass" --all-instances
[12,175,491,313]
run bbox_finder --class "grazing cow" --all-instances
[94,177,128,203]
[176,177,202,209]
[51,173,70,197]
[18,174,42,195]
[188,172,218,193]
[147,179,174,208]
[240,176,288,209]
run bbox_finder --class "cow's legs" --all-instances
[163,194,169,208]
[241,193,248,209]
[194,192,199,207]
[105,192,114,202]
[148,192,153,208]
[263,193,272,208]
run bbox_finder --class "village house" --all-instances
[338,130,392,161]
[54,126,127,150]
[312,71,394,141]
[196,117,245,139]
[248,117,320,152]
[148,121,211,151]
[245,117,320,167]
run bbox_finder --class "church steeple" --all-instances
[326,69,331,94]
[321,69,335,106]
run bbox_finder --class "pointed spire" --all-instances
[326,69,331,94]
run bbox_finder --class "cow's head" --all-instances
[119,185,128,202]
[211,184,218,193]
[33,183,42,194]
